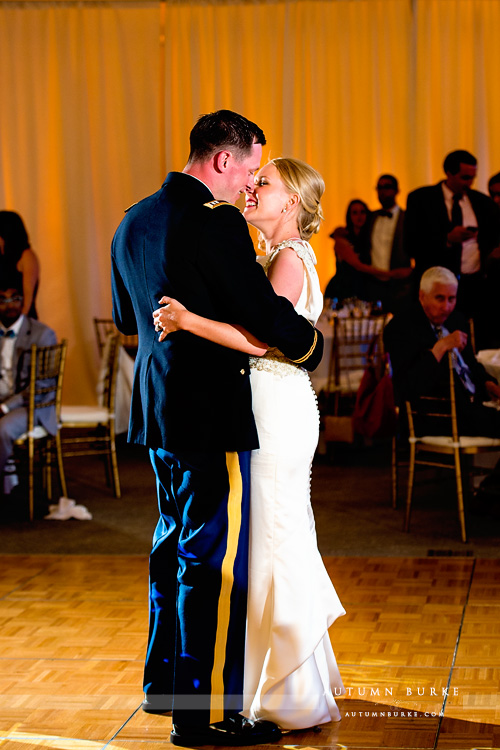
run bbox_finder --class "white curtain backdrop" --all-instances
[1,0,500,402]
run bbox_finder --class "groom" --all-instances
[111,110,323,746]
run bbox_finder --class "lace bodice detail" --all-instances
[261,239,317,279]
[258,239,323,326]
[250,239,323,377]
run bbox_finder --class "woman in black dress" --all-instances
[0,211,39,318]
[325,198,390,303]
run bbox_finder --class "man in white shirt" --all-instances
[485,172,500,347]
[366,174,412,313]
[404,150,500,345]
[0,283,56,497]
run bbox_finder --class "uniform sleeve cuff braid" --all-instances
[290,328,318,364]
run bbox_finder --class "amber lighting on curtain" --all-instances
[1,0,500,403]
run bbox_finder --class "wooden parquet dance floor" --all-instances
[0,555,499,750]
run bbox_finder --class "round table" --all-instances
[477,349,500,383]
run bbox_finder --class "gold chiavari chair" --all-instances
[404,351,500,543]
[93,317,138,357]
[59,334,121,497]
[12,341,68,520]
[321,313,387,444]
[391,317,477,510]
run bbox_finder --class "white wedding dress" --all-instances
[243,240,345,730]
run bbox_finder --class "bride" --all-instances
[153,157,345,730]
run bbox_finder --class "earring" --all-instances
[282,207,287,213]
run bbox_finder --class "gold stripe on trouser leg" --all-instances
[209,452,243,723]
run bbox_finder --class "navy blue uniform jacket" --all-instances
[111,172,323,452]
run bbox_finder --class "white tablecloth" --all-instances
[309,313,386,395]
[477,349,500,383]
[309,316,334,394]
[115,348,134,434]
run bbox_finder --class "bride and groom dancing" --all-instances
[111,109,345,747]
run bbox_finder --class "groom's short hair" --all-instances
[187,109,266,164]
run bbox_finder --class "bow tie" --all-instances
[0,330,16,338]
[378,210,393,219]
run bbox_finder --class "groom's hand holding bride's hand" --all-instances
[153,296,187,342]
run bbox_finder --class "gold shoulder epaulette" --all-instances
[124,201,138,213]
[203,200,234,209]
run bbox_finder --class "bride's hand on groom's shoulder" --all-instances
[153,296,187,341]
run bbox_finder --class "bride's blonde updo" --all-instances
[272,157,325,241]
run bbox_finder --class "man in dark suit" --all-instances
[111,110,323,746]
[364,174,412,313]
[488,172,500,208]
[384,266,500,443]
[404,150,500,340]
[484,173,500,347]
[0,282,57,492]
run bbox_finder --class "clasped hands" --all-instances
[432,329,468,362]
[447,226,478,244]
[442,329,468,352]
[430,330,500,401]
[153,296,186,342]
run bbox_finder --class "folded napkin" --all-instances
[44,496,92,521]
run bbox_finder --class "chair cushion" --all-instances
[61,405,111,424]
[416,435,500,448]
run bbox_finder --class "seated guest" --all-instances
[325,199,388,303]
[0,282,56,497]
[384,266,500,492]
[0,211,40,319]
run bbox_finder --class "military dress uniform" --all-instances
[111,172,323,727]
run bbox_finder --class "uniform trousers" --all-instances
[145,447,251,726]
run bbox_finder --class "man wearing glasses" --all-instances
[0,282,56,500]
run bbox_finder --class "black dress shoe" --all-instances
[170,714,282,746]
[141,697,172,715]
